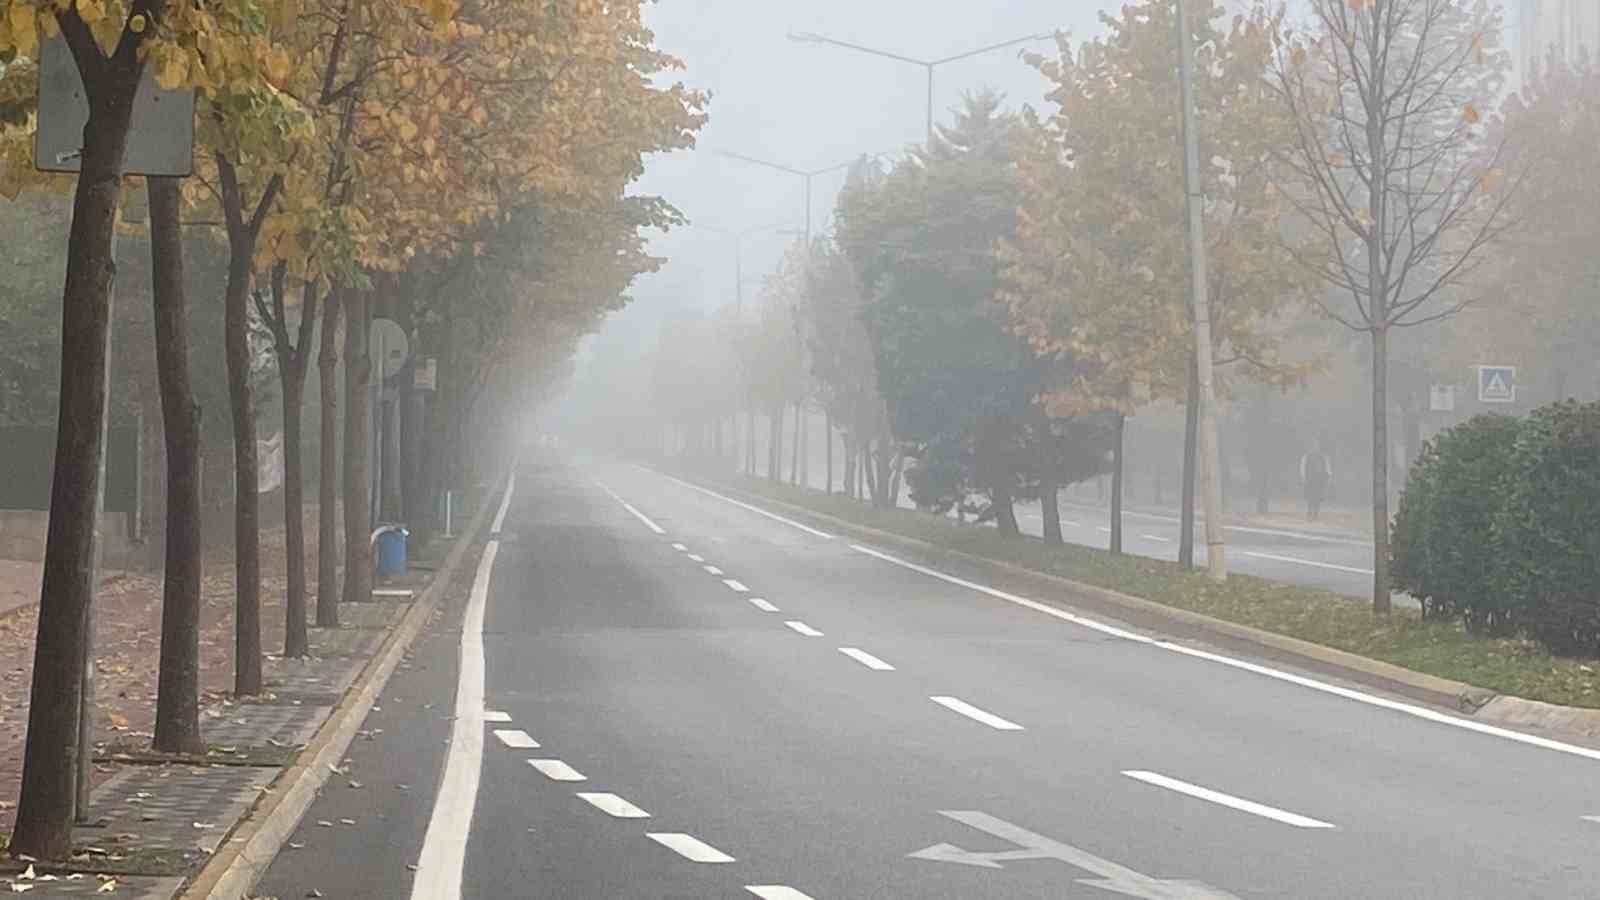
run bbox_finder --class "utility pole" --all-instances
[1175,0,1227,581]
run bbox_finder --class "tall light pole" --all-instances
[693,220,801,313]
[1175,0,1227,581]
[787,31,1054,145]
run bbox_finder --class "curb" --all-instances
[178,478,505,900]
[664,469,1539,718]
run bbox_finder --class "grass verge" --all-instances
[713,470,1600,709]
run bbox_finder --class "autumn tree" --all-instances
[1002,0,1311,556]
[1266,0,1516,613]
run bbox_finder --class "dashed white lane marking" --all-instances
[528,759,587,782]
[492,729,539,749]
[688,554,705,563]
[576,792,651,819]
[410,475,514,900]
[850,538,1600,762]
[658,472,835,539]
[746,887,815,899]
[749,597,780,612]
[596,483,666,534]
[672,543,688,551]
[482,710,511,723]
[647,833,736,863]
[1122,771,1336,829]
[1241,550,1374,575]
[930,696,1024,731]
[1141,534,1172,543]
[784,620,824,637]
[839,647,895,670]
[723,579,750,592]
[703,565,725,575]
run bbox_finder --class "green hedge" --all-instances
[1392,401,1600,656]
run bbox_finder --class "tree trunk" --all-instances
[1179,355,1199,568]
[768,407,782,482]
[790,402,801,485]
[316,291,341,627]
[1041,477,1063,544]
[842,436,856,499]
[825,411,834,495]
[745,410,755,475]
[1110,412,1126,555]
[280,366,308,657]
[343,290,373,607]
[993,484,1020,537]
[862,442,878,503]
[148,176,204,756]
[1371,325,1392,615]
[13,33,146,858]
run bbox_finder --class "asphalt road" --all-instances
[256,454,1600,899]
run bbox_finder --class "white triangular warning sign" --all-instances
[1487,373,1507,394]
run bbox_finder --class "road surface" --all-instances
[255,455,1600,899]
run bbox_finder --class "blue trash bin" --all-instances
[373,525,409,577]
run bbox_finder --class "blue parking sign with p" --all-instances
[1477,366,1516,403]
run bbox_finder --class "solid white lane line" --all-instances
[839,647,895,670]
[482,710,511,723]
[1122,771,1336,829]
[492,729,539,749]
[688,554,705,562]
[723,578,749,592]
[1141,534,1172,543]
[746,887,815,899]
[784,620,824,637]
[748,597,780,612]
[597,483,667,534]
[647,833,736,863]
[658,472,835,539]
[930,696,1024,731]
[576,792,650,819]
[672,543,688,552]
[856,542,1600,764]
[411,476,514,900]
[703,565,724,575]
[528,759,587,782]
[1241,550,1374,575]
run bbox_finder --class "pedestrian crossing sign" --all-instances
[1476,365,1516,403]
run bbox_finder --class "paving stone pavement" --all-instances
[200,704,329,749]
[0,873,185,897]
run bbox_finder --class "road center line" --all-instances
[576,792,650,819]
[703,565,724,575]
[1121,770,1336,829]
[748,597,780,612]
[647,833,736,863]
[1240,550,1374,575]
[723,578,750,592]
[491,729,539,749]
[839,647,895,670]
[528,759,587,782]
[410,476,513,900]
[656,471,835,539]
[746,887,815,899]
[931,696,1024,730]
[784,620,824,637]
[597,483,666,534]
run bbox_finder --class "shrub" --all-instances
[1492,401,1600,656]
[1391,414,1521,631]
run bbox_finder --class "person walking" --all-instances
[1299,443,1332,522]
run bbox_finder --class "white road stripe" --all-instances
[1581,815,1600,824]
[748,597,780,612]
[688,554,705,562]
[528,759,587,782]
[1241,550,1374,575]
[1141,534,1172,543]
[839,647,895,670]
[703,565,724,575]
[930,696,1024,730]
[1122,770,1336,829]
[482,710,511,723]
[597,483,666,534]
[657,472,835,539]
[410,476,513,900]
[784,620,824,637]
[855,541,1600,763]
[492,729,539,749]
[723,578,750,592]
[671,543,687,551]
[746,887,815,899]
[576,792,650,819]
[647,833,735,863]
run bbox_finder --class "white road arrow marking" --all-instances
[909,811,1241,899]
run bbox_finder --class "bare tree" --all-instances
[1267,0,1518,614]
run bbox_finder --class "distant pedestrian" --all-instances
[1299,444,1332,522]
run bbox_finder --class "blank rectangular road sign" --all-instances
[35,34,194,176]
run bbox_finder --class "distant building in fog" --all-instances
[1519,0,1600,72]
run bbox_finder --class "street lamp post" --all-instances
[787,31,1054,145]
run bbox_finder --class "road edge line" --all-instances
[181,472,510,900]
